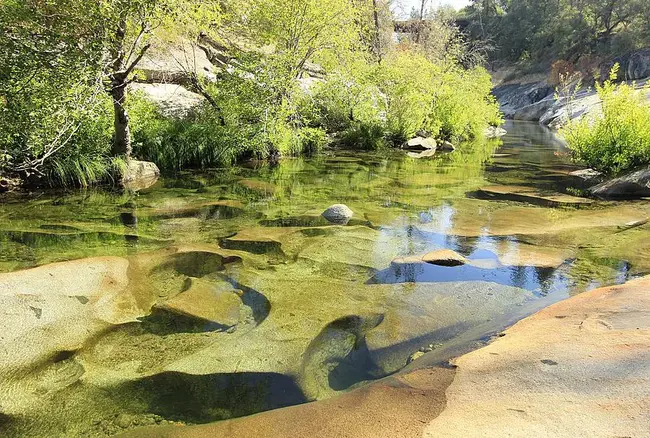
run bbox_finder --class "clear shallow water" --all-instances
[1,121,650,436]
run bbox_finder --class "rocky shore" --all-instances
[121,276,650,438]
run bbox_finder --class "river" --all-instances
[1,121,649,436]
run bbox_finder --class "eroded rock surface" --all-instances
[476,185,594,207]
[119,276,650,438]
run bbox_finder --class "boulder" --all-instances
[626,49,650,80]
[438,141,456,152]
[589,166,650,199]
[421,249,467,267]
[484,126,507,138]
[492,82,553,118]
[122,160,160,191]
[404,137,437,151]
[600,48,650,82]
[130,83,204,119]
[513,98,555,122]
[322,204,354,225]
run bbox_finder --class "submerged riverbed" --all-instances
[1,121,650,437]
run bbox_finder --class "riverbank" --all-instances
[121,275,650,437]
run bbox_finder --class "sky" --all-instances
[393,0,472,17]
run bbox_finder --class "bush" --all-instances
[309,51,502,149]
[340,122,386,150]
[561,67,650,175]
[297,127,328,155]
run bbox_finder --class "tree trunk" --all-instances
[110,80,132,157]
[372,0,382,62]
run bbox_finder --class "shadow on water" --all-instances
[138,309,233,335]
[118,371,307,424]
[219,276,271,325]
[301,314,386,396]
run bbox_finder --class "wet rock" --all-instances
[438,141,456,152]
[404,137,437,151]
[422,249,467,267]
[568,168,602,181]
[322,204,354,225]
[589,166,650,199]
[484,126,507,138]
[476,185,594,207]
[155,278,242,327]
[122,160,160,191]
[568,168,604,187]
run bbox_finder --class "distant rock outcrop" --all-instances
[600,48,650,82]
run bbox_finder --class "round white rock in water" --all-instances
[322,204,354,225]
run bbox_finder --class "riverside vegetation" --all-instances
[0,0,501,188]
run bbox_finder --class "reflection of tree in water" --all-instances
[534,267,556,296]
[509,264,530,291]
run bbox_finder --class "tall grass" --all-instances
[47,156,127,188]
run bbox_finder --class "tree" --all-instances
[0,0,109,178]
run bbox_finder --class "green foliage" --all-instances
[1,0,504,187]
[0,0,112,182]
[462,0,649,67]
[562,68,650,175]
[310,50,502,148]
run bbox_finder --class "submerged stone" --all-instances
[155,278,242,327]
[476,185,594,207]
[239,179,278,194]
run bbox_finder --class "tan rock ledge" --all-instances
[121,275,650,438]
[477,185,595,207]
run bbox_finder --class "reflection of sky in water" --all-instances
[373,200,631,299]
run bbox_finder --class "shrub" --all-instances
[297,127,328,155]
[561,66,650,175]
[340,122,387,150]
